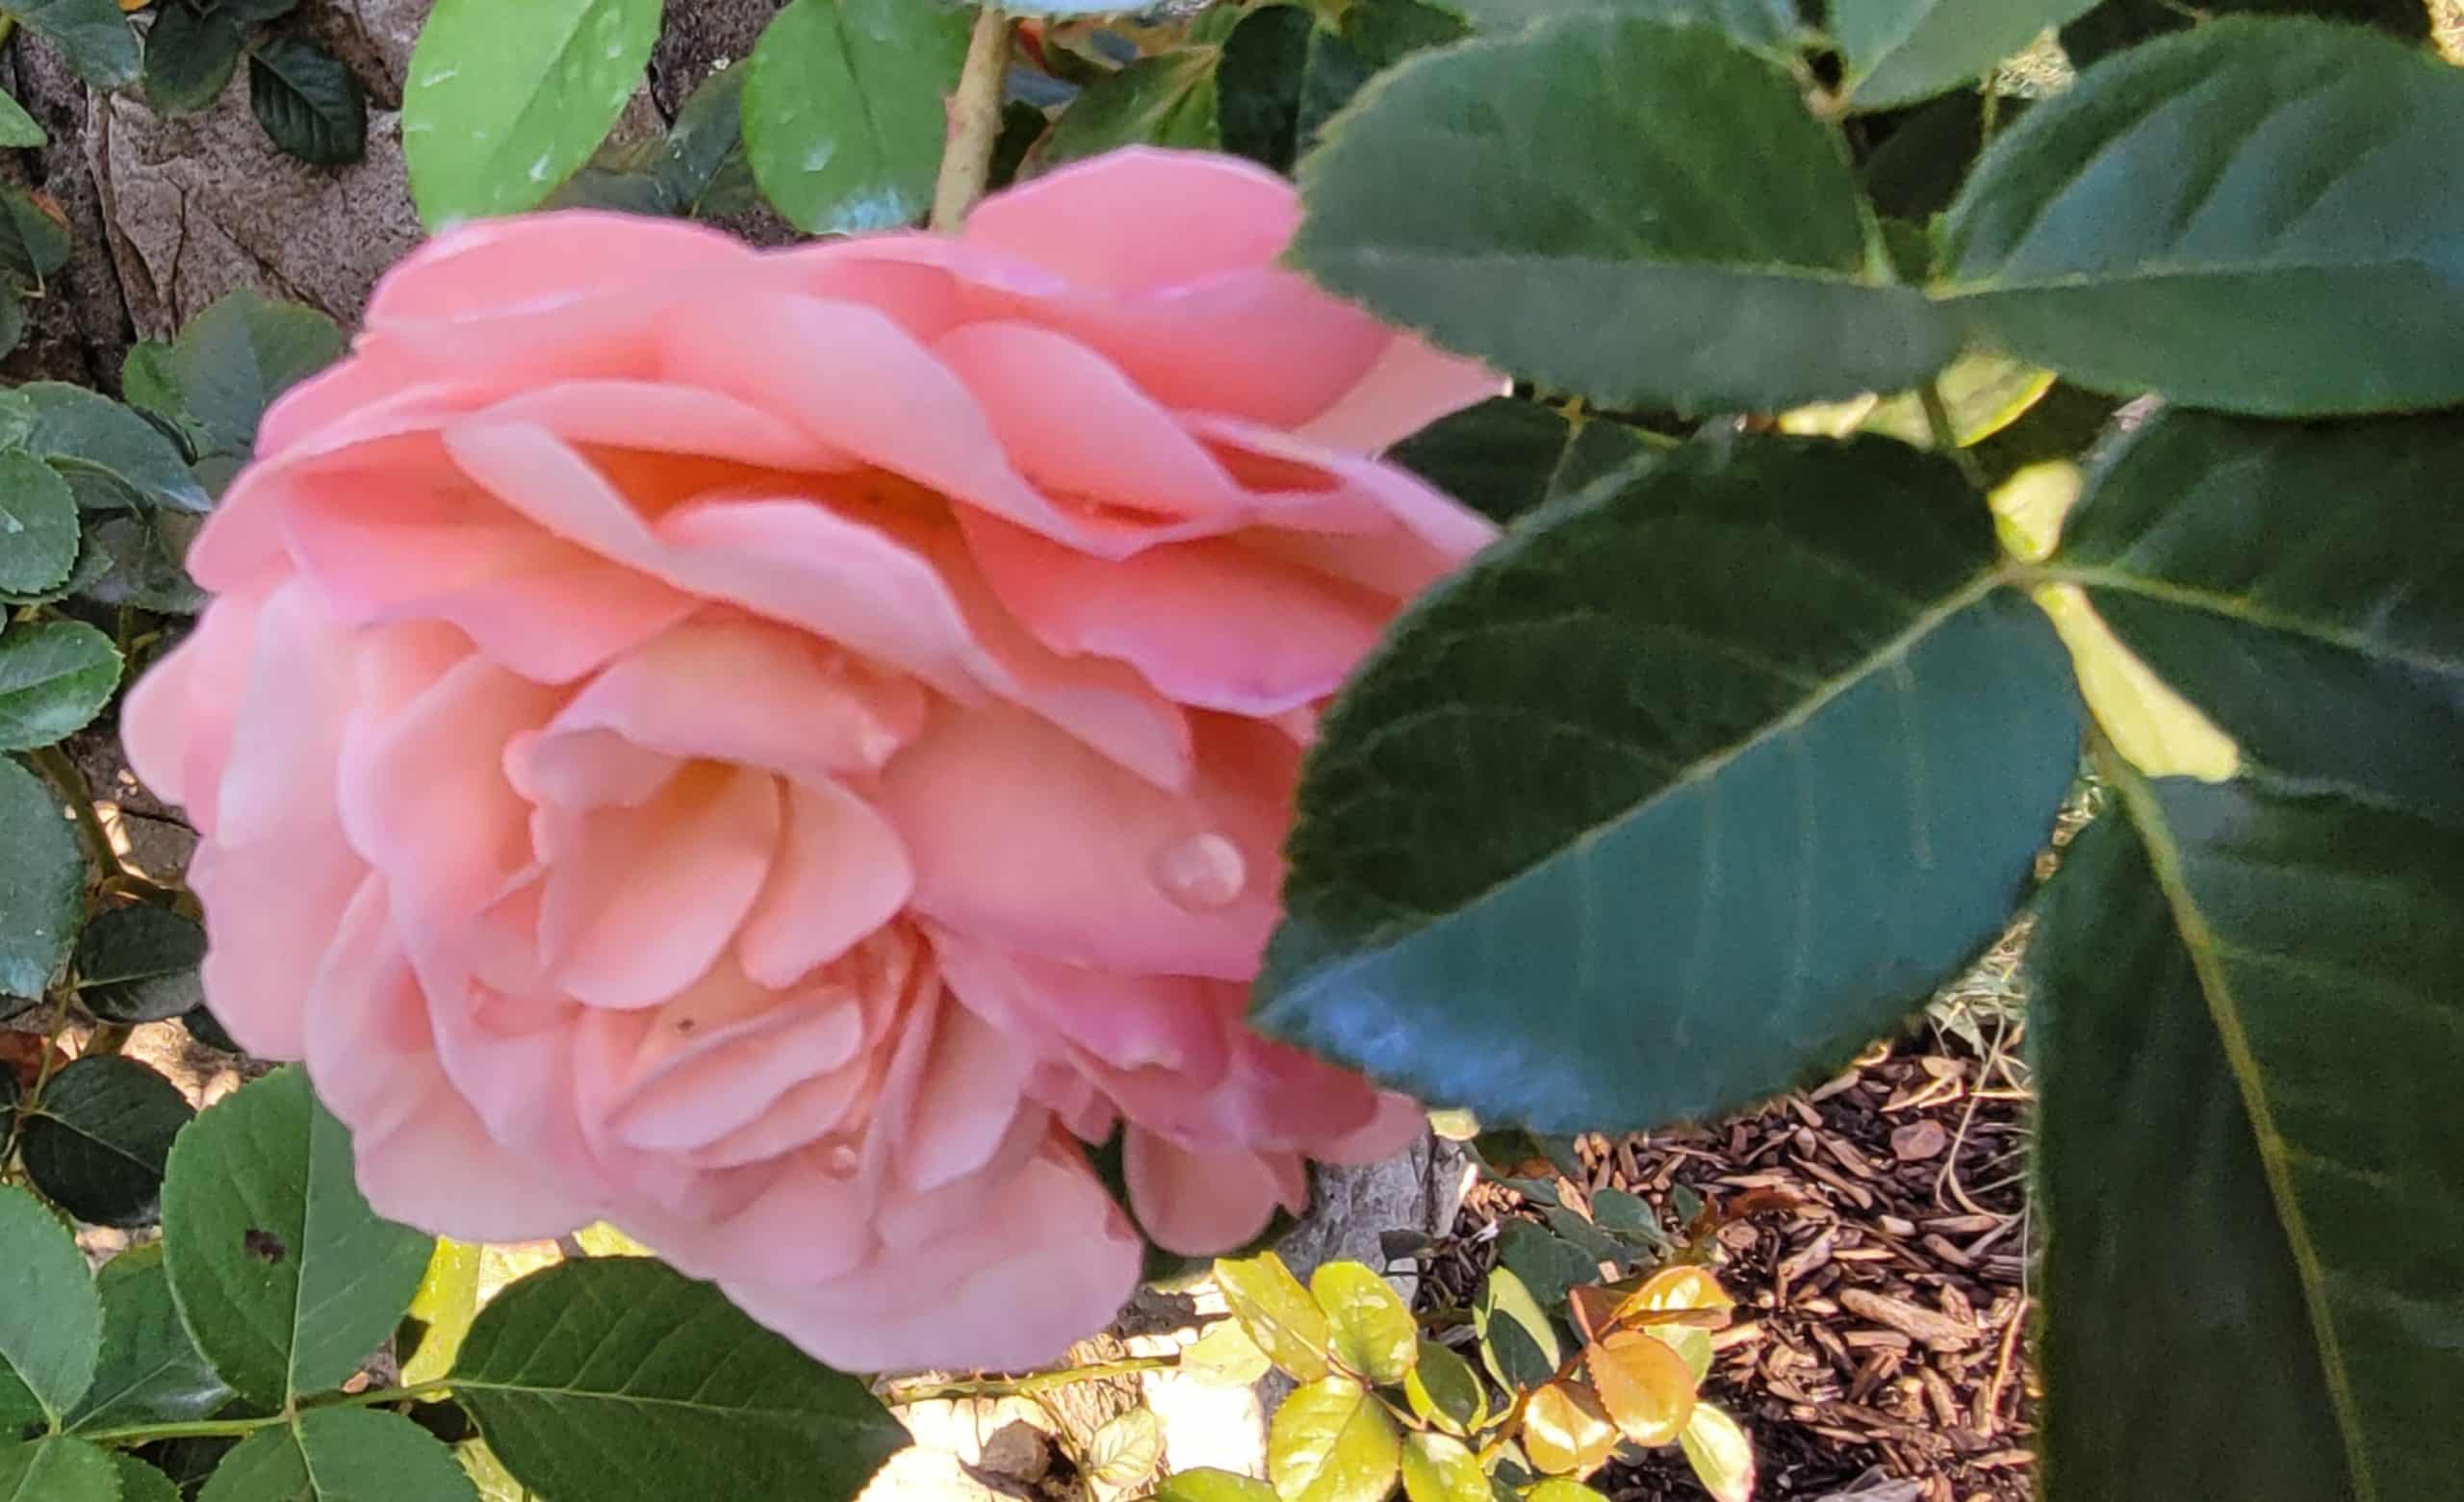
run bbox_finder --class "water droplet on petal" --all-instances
[825,1142,860,1176]
[1152,832,1246,912]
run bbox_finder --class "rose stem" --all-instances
[931,6,1013,232]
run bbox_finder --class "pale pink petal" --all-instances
[622,1149,878,1286]
[540,615,926,779]
[959,148,1296,292]
[895,1001,1036,1194]
[187,832,365,1061]
[305,878,595,1241]
[604,992,868,1153]
[1318,1093,1431,1165]
[737,779,912,988]
[212,579,352,847]
[931,322,1248,521]
[538,766,782,1009]
[367,213,754,326]
[962,510,1389,715]
[878,704,1291,980]
[1296,334,1506,452]
[1123,1132,1293,1257]
[478,380,847,472]
[120,584,269,833]
[932,929,1227,1082]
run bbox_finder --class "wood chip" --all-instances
[1843,1329,1913,1350]
[1890,1119,1951,1161]
[1809,1069,1863,1102]
[1923,1233,1977,1268]
[1840,1288,1981,1351]
[1925,1213,2003,1235]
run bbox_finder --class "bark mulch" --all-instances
[1418,964,2040,1502]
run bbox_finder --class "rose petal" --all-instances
[1124,1132,1296,1257]
[737,778,913,988]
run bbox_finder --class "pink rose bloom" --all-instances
[123,148,1497,1372]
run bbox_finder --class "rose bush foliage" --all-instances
[121,148,1498,1371]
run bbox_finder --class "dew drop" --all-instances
[1152,832,1246,912]
[825,1142,860,1176]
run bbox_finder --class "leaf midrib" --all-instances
[2042,563,2463,679]
[475,0,637,198]
[2102,754,2377,1502]
[1296,561,2013,976]
[456,1376,855,1424]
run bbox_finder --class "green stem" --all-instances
[882,1353,1178,1407]
[1918,380,1989,491]
[930,7,1011,231]
[28,745,122,878]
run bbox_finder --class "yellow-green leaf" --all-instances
[400,1239,481,1386]
[1268,1376,1401,1502]
[1217,1252,1333,1382]
[1311,1262,1418,1387]
[1588,1332,1696,1447]
[1679,1403,1755,1502]
[1399,1433,1486,1502]
[1525,1482,1610,1502]
[2033,583,2241,782]
[1183,1317,1272,1387]
[1990,461,2080,563]
[1519,1382,1615,1478]
[1158,1468,1279,1502]
[1088,1407,1165,1489]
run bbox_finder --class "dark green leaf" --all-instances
[217,0,304,20]
[0,288,23,363]
[1293,0,1468,150]
[1589,1188,1661,1240]
[1037,48,1219,168]
[21,1056,194,1228]
[21,383,212,513]
[450,1258,908,1502]
[1497,1223,1599,1311]
[1441,0,1798,51]
[1832,0,2098,110]
[183,1003,238,1054]
[1541,1207,1636,1269]
[2047,408,2464,824]
[1217,4,1310,169]
[742,0,968,234]
[2031,777,2464,1502]
[1388,398,1666,526]
[0,1437,118,1502]
[168,290,346,458]
[75,905,207,1024]
[112,1454,183,1502]
[543,161,673,216]
[163,1067,435,1407]
[1256,437,2080,1133]
[1939,19,2464,416]
[119,341,192,438]
[133,1436,241,1495]
[1861,90,2031,220]
[0,756,82,1000]
[0,88,46,148]
[0,1184,101,1429]
[1473,1265,1559,1389]
[68,1245,235,1434]
[77,510,209,615]
[198,1410,479,1501]
[0,620,121,751]
[1402,1338,1486,1434]
[1293,15,1959,411]
[2062,0,2429,66]
[0,184,70,288]
[403,0,662,225]
[248,38,366,165]
[0,450,79,596]
[142,2,243,115]
[654,62,755,217]
[7,0,141,89]
[1251,438,2079,1128]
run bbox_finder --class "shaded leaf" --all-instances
[9,0,140,88]
[77,510,209,615]
[248,38,365,165]
[20,383,211,512]
[75,904,207,1024]
[1292,14,1957,411]
[21,1056,192,1228]
[1292,0,1467,149]
[1474,1265,1559,1389]
[112,1454,184,1502]
[1268,1376,1400,1502]
[1311,1261,1418,1387]
[1216,1251,1334,1382]
[1037,47,1219,168]
[68,1244,235,1434]
[1939,19,2464,416]
[2029,781,2464,1501]
[1498,1223,1598,1313]
[2062,0,2428,65]
[1388,397,1665,525]
[0,1184,102,1430]
[1833,0,2099,110]
[0,183,69,287]
[654,62,754,218]
[1402,1338,1486,1435]
[1256,437,2080,1133]
[1442,0,1796,51]
[198,1409,479,1501]
[742,0,968,235]
[168,290,345,458]
[0,619,121,751]
[1216,3,1309,169]
[0,756,82,1000]
[142,2,243,114]
[0,449,79,596]
[403,0,662,224]
[0,87,46,148]
[162,1067,435,1406]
